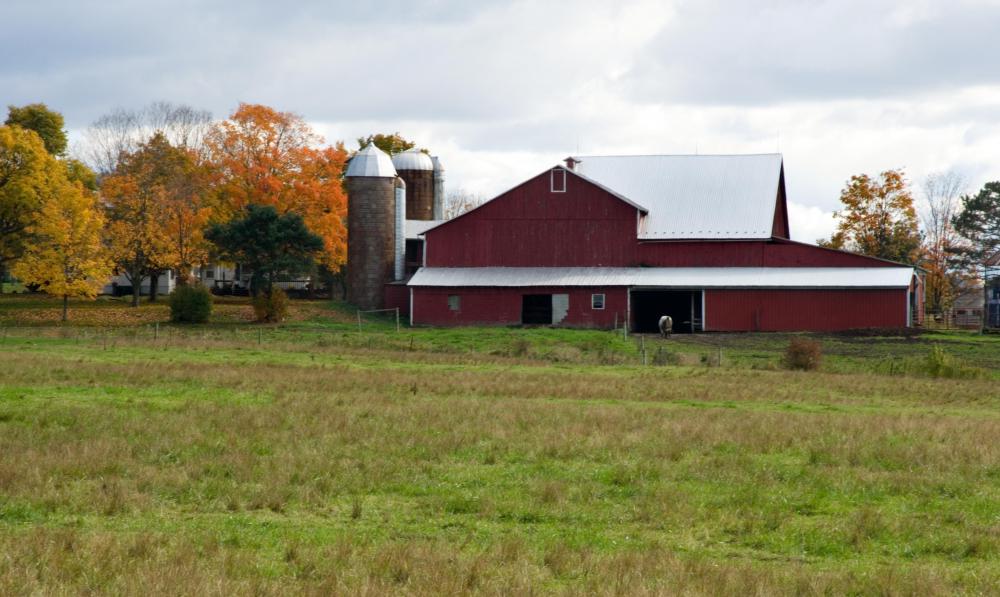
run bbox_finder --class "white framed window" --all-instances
[551,168,566,193]
[591,293,605,310]
[448,295,460,311]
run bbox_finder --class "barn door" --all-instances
[522,294,552,325]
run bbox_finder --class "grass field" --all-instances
[1,296,1000,594]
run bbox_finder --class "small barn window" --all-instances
[591,293,605,310]
[550,168,566,193]
[448,295,460,311]
[205,269,214,279]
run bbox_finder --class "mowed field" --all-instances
[1,296,1000,595]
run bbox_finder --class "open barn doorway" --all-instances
[631,290,703,333]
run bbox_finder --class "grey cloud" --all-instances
[623,0,1000,106]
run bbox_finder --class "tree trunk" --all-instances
[149,272,160,302]
[0,260,5,294]
[62,295,69,322]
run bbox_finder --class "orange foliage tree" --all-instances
[205,104,349,271]
[821,169,922,264]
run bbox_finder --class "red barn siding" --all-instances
[383,283,410,316]
[411,286,628,328]
[704,289,908,331]
[425,170,639,267]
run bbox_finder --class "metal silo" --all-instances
[432,156,445,220]
[394,177,406,281]
[391,148,435,220]
[345,143,397,310]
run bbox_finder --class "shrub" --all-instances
[784,337,822,371]
[922,345,983,379]
[168,284,212,323]
[253,288,289,323]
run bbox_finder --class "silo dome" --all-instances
[346,143,397,178]
[391,148,434,171]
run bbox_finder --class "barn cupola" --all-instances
[345,143,400,310]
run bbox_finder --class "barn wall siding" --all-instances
[383,283,410,316]
[704,289,908,331]
[411,287,628,328]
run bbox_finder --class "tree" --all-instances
[920,171,966,313]
[0,125,65,292]
[356,132,416,156]
[81,102,212,174]
[5,103,68,156]
[443,188,486,219]
[100,151,172,307]
[206,103,349,270]
[12,182,110,321]
[820,169,921,264]
[951,181,1000,272]
[205,204,323,297]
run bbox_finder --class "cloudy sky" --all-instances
[4,0,999,243]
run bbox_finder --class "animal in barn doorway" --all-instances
[658,315,673,338]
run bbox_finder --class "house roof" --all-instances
[570,154,784,240]
[408,266,914,288]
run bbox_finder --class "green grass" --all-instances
[2,297,1000,593]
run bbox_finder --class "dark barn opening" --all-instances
[631,290,702,333]
[522,294,553,324]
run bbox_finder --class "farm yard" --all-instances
[1,297,1000,595]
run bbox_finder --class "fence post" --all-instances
[395,308,400,333]
[258,328,262,345]
[154,322,159,341]
[357,311,362,333]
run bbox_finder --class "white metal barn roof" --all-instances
[571,154,783,240]
[408,267,914,288]
[345,144,397,178]
[392,148,434,171]
[406,219,445,240]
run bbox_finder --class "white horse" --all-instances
[658,315,673,338]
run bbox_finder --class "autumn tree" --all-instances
[0,126,64,292]
[100,142,174,307]
[12,181,110,321]
[206,204,322,297]
[6,103,68,156]
[206,103,349,270]
[356,132,416,156]
[920,171,966,313]
[820,169,921,264]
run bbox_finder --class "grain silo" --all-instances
[392,148,435,220]
[345,143,398,310]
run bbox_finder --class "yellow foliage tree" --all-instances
[12,182,110,321]
[101,173,171,307]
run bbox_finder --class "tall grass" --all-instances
[1,336,1000,593]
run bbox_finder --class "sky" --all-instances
[3,0,1000,243]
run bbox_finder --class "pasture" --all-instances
[1,296,999,595]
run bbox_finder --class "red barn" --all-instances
[402,154,923,332]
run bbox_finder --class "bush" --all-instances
[784,337,822,371]
[922,345,983,379]
[169,284,212,323]
[253,288,289,323]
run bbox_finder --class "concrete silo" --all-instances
[345,143,398,310]
[391,148,435,220]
